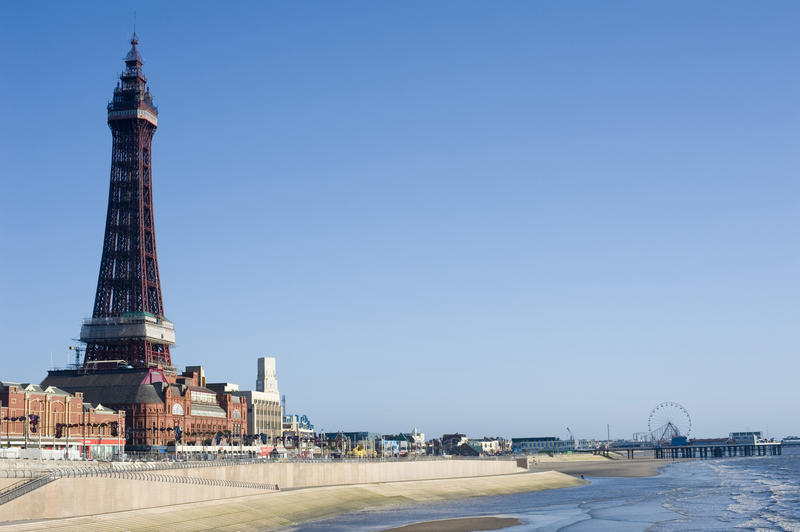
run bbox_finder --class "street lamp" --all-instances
[117,410,122,460]
[52,399,66,459]
[29,397,44,461]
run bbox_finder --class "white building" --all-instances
[730,431,763,445]
[468,438,500,455]
[217,357,283,441]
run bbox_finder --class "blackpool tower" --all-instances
[80,34,175,369]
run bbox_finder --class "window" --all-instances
[172,403,184,415]
[191,391,215,404]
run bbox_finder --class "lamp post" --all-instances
[238,422,243,458]
[29,397,44,461]
[117,410,122,460]
[23,396,28,449]
[52,400,65,459]
[64,397,71,459]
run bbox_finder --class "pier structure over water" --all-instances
[610,441,782,460]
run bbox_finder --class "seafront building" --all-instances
[323,431,380,456]
[468,437,501,455]
[282,413,316,455]
[382,429,426,456]
[511,436,576,453]
[441,433,468,454]
[0,381,125,459]
[44,366,246,451]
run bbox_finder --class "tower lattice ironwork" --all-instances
[82,34,174,369]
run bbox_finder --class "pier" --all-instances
[612,442,782,460]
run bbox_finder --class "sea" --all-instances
[287,447,800,531]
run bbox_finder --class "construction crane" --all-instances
[566,427,575,442]
[69,345,84,368]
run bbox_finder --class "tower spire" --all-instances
[131,12,139,50]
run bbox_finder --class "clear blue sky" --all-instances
[1,2,798,440]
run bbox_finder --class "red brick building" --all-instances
[0,381,124,458]
[41,365,246,451]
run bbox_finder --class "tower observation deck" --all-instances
[81,34,174,369]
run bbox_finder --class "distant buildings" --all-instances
[382,429,426,456]
[282,413,315,455]
[441,433,468,454]
[324,431,380,457]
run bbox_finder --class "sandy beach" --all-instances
[539,458,665,478]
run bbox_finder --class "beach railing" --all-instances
[0,475,55,506]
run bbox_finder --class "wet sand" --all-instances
[539,458,666,478]
[383,516,523,531]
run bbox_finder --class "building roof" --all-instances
[24,384,72,396]
[1,382,74,397]
[83,402,120,414]
[188,385,218,394]
[231,389,281,404]
[41,369,165,405]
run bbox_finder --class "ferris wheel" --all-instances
[648,402,691,442]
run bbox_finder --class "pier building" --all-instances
[730,431,764,444]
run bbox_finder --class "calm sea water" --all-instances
[287,447,800,531]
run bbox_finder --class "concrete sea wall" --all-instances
[1,470,585,531]
[0,459,522,522]
[157,458,521,489]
